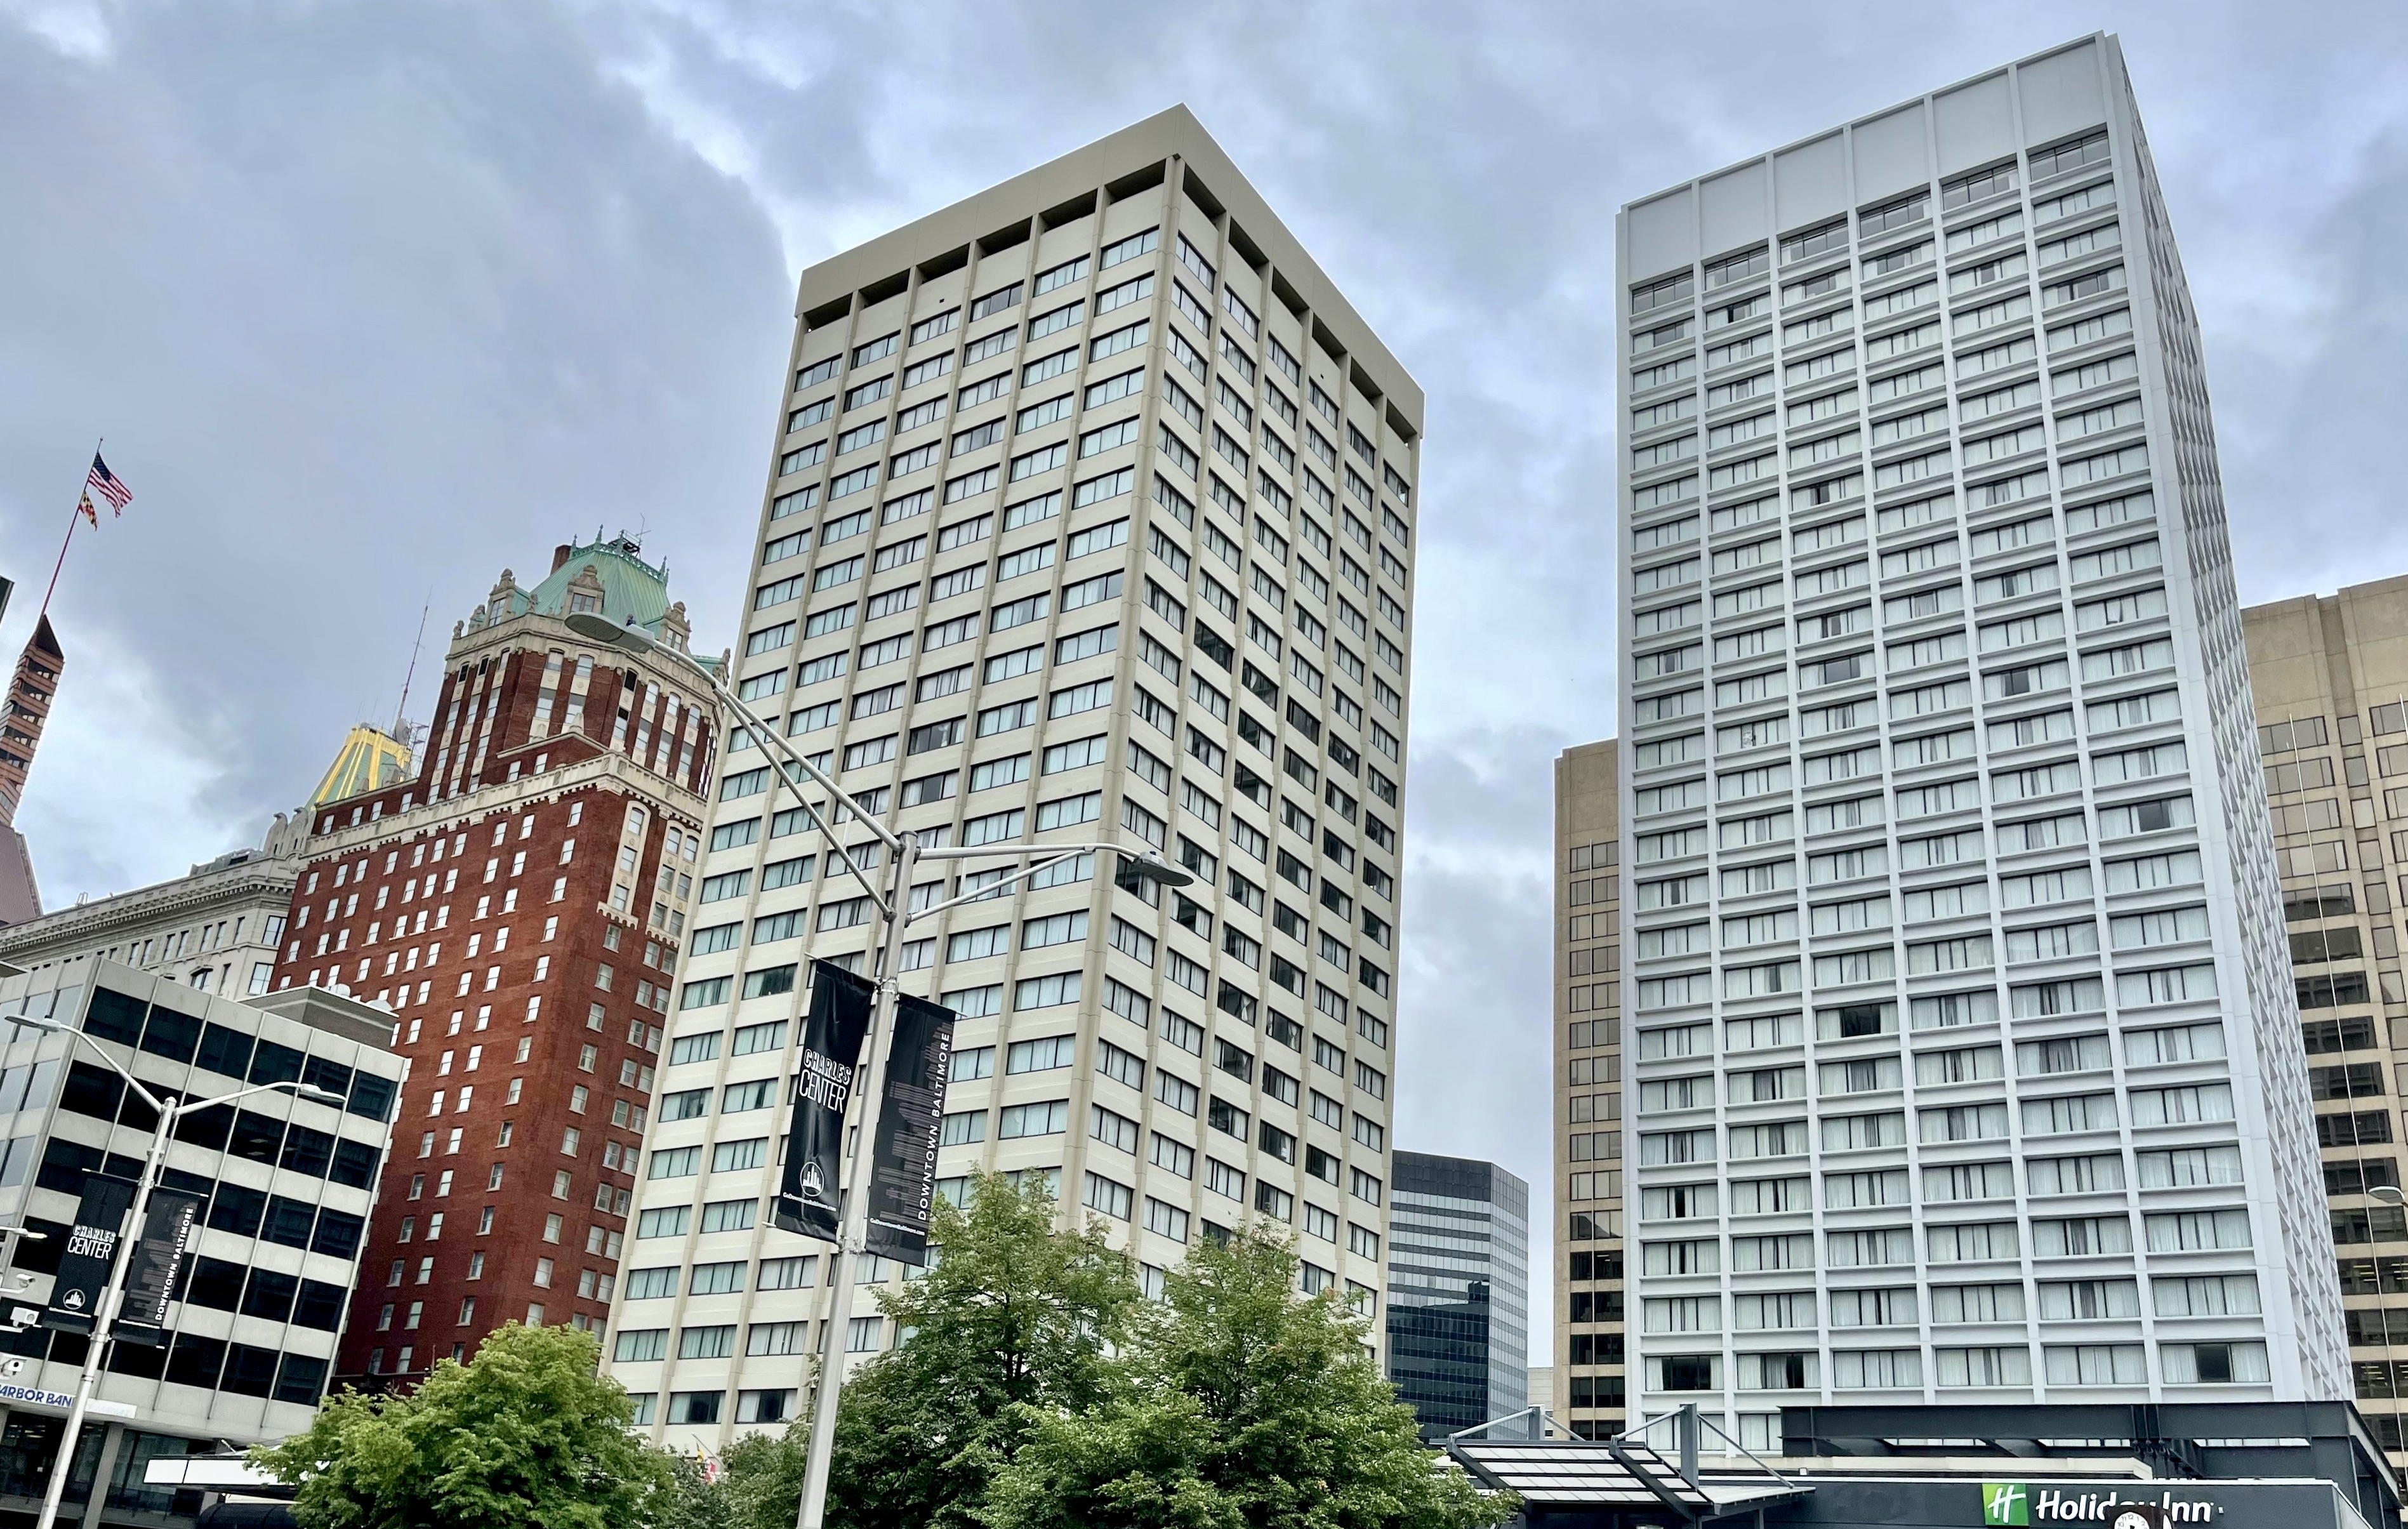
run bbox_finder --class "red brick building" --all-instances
[271,536,717,1387]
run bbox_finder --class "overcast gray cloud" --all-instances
[7,0,2408,1361]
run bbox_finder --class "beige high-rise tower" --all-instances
[2243,574,2408,1465]
[604,107,1422,1446]
[1553,738,1625,1436]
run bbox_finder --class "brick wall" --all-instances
[274,637,710,1385]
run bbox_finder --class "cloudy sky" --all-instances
[8,0,2408,1357]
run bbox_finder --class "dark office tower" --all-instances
[1385,1151,1530,1440]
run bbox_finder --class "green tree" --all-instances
[824,1169,1145,1529]
[651,1449,732,1529]
[713,1429,812,1529]
[254,1321,676,1529]
[717,1171,1144,1529]
[979,1226,1514,1529]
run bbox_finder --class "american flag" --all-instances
[85,453,130,513]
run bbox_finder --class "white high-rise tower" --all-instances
[1615,34,2345,1443]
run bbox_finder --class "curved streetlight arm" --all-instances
[564,612,894,908]
[684,689,890,907]
[903,847,1095,927]
[175,1080,349,1118]
[11,1016,168,1118]
[904,843,1198,926]
[910,841,1130,862]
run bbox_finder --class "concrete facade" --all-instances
[602,105,1420,1448]
[1616,34,2343,1440]
[0,963,401,1522]
[1554,738,1626,1436]
[2242,574,2408,1468]
[0,815,308,1003]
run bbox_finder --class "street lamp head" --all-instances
[302,1087,349,1109]
[2373,1185,2407,1208]
[565,611,657,656]
[1119,851,1198,890]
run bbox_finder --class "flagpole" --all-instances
[37,439,101,619]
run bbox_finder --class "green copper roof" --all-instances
[510,536,671,635]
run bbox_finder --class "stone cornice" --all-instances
[0,859,300,953]
[308,748,706,863]
[444,608,716,690]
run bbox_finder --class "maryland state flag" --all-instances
[76,492,96,528]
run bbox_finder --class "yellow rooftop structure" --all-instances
[310,724,412,808]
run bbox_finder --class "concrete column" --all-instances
[65,1419,125,1528]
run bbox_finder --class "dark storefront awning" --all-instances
[1451,1438,1808,1521]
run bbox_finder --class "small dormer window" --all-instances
[569,592,600,614]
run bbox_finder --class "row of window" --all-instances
[1634,955,2217,1015]
[72,986,395,1120]
[1637,245,2129,387]
[1637,1206,2255,1280]
[1638,1090,2242,1161]
[1632,1151,2243,1219]
[32,1139,366,1259]
[1643,1338,2263,1394]
[1631,350,2141,490]
[1637,1021,2223,1099]
[1627,133,2113,316]
[1643,1272,2252,1337]
[0,1318,331,1404]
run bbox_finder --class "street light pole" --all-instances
[793,828,918,1529]
[10,1016,342,1529]
[558,614,1194,1529]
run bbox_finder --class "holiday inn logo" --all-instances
[1980,1486,2216,1525]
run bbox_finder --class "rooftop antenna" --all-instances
[392,596,430,745]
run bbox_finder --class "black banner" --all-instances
[41,1174,136,1335]
[864,993,955,1266]
[111,1187,203,1346]
[771,960,874,1240]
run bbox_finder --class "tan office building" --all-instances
[604,106,1422,1446]
[1554,737,1625,1435]
[2243,573,2408,1461]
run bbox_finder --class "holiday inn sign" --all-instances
[1984,1484,2219,1525]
